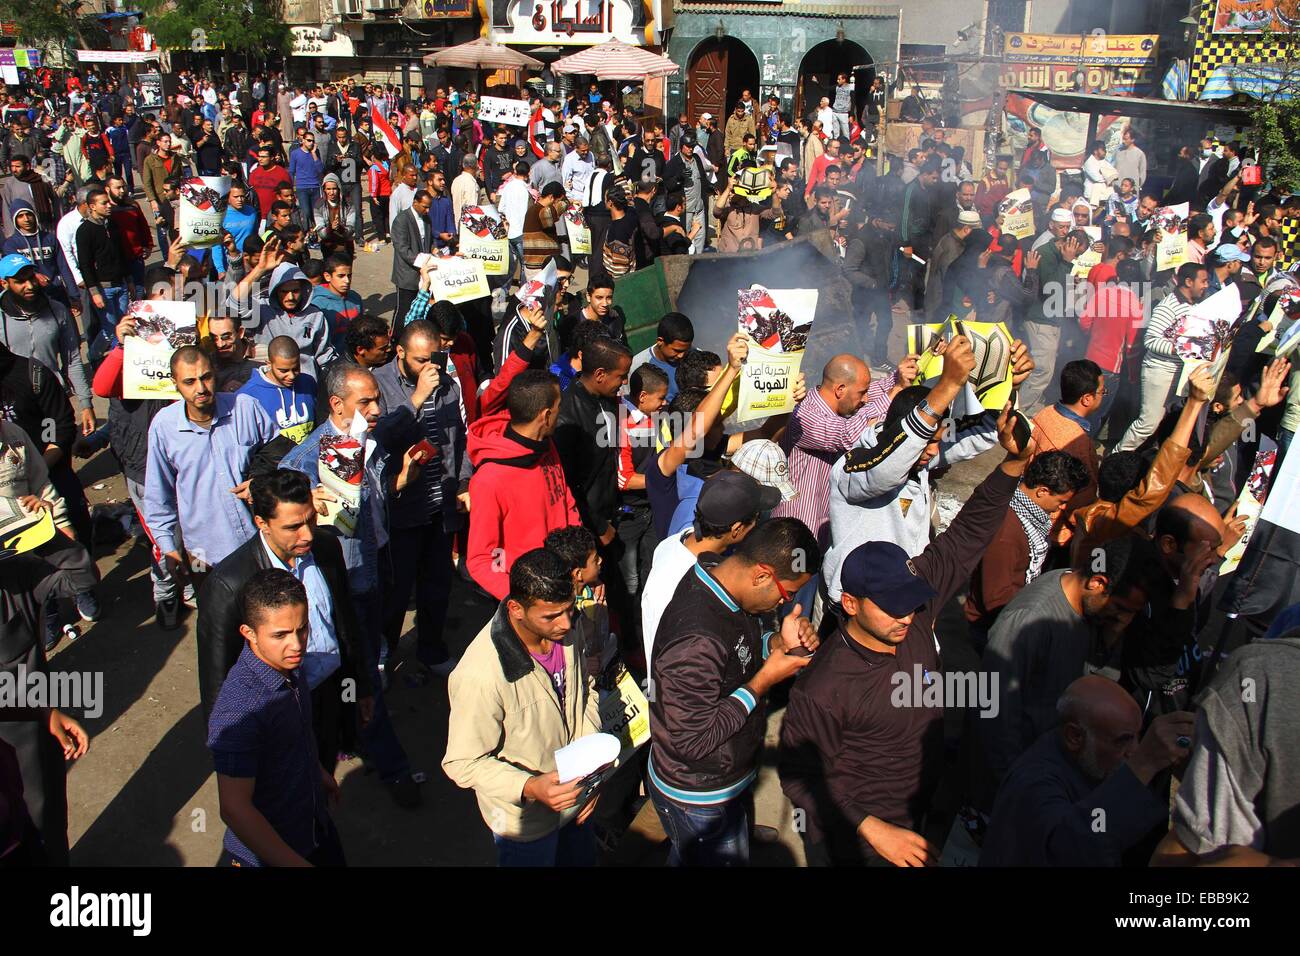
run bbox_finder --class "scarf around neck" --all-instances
[1010,487,1054,583]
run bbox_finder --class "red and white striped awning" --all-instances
[550,39,679,81]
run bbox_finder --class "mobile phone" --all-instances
[430,352,449,374]
[409,438,438,464]
[1010,409,1033,450]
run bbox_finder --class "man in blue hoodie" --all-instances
[236,335,316,444]
[231,241,336,381]
[309,253,362,353]
[1,200,69,307]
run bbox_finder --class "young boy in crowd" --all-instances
[311,254,363,354]
[207,568,345,867]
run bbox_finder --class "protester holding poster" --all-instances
[1115,262,1211,451]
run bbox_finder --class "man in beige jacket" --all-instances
[443,547,603,866]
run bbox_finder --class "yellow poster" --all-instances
[430,256,490,303]
[906,319,1015,411]
[122,300,199,401]
[998,188,1035,240]
[458,233,509,275]
[737,345,804,421]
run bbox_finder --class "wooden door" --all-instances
[688,41,727,126]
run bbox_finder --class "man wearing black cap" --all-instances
[779,404,1034,866]
[663,132,712,252]
[648,517,821,866]
[640,469,778,672]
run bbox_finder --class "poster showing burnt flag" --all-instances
[736,285,816,421]
[122,299,199,400]
[177,176,231,249]
[318,428,366,538]
[458,204,510,275]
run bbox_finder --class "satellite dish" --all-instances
[320,24,336,42]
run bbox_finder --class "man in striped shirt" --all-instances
[771,353,915,548]
[1114,262,1209,452]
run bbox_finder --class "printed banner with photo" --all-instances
[1221,438,1278,575]
[1259,428,1300,536]
[907,318,1016,412]
[458,204,509,276]
[1172,283,1242,395]
[0,497,56,559]
[998,189,1036,239]
[1154,203,1189,271]
[1212,0,1300,33]
[1257,290,1300,358]
[1071,225,1104,278]
[736,286,816,421]
[317,432,365,538]
[177,176,231,249]
[565,203,591,255]
[122,299,199,400]
[428,255,490,304]
[516,258,558,313]
[477,95,532,128]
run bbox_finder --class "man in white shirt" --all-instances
[290,89,308,126]
[499,161,531,287]
[640,472,775,672]
[1081,140,1118,204]
[816,98,835,138]
[56,187,90,293]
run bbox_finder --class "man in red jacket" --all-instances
[467,308,580,601]
[107,174,153,280]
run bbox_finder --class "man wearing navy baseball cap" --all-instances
[779,402,1036,867]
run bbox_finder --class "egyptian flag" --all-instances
[371,106,401,159]
[528,104,548,159]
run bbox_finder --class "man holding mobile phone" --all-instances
[373,317,471,682]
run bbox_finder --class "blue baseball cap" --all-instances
[839,541,937,618]
[0,254,34,280]
[1212,244,1250,264]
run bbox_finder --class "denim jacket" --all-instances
[281,418,390,595]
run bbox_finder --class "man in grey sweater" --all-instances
[0,254,94,436]
[975,534,1166,811]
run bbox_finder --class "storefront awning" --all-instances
[1005,88,1252,124]
[1199,64,1299,102]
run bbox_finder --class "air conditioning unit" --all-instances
[334,0,363,16]
[364,0,399,11]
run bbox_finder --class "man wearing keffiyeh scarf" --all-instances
[965,450,1091,639]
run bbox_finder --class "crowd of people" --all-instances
[1,63,1298,871]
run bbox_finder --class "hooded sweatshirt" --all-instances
[236,366,317,444]
[1,200,64,290]
[0,286,92,411]
[467,341,580,600]
[233,262,336,381]
[310,281,362,352]
[312,172,358,237]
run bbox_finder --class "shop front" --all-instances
[665,2,899,126]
